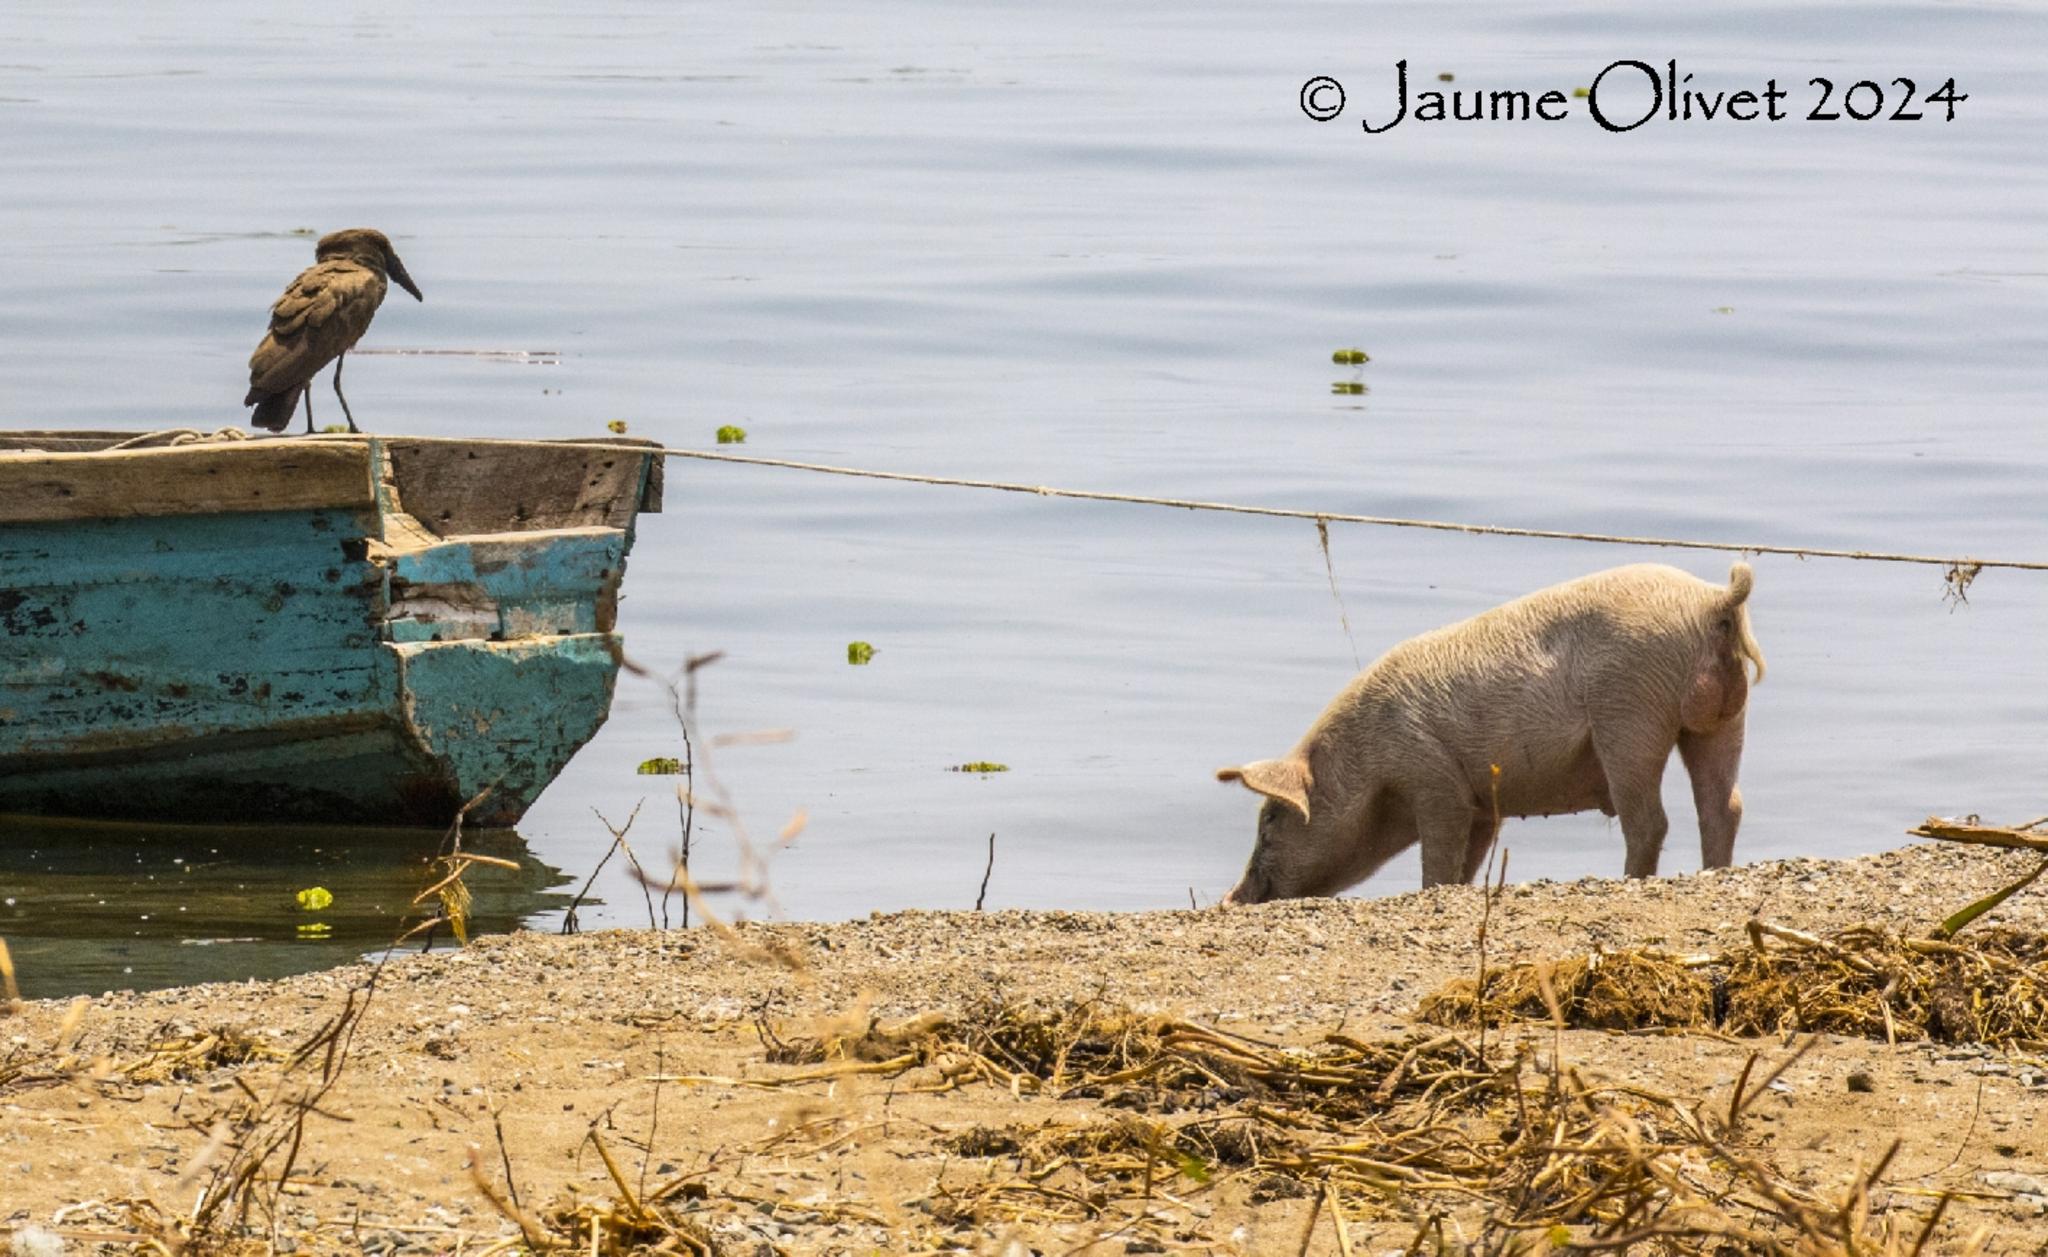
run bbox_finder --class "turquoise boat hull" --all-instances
[0,433,663,829]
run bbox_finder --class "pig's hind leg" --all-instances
[1679,719,1746,868]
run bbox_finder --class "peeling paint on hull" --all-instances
[0,434,663,829]
[0,635,621,828]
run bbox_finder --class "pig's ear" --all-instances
[1216,756,1312,821]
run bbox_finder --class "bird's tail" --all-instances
[246,388,298,433]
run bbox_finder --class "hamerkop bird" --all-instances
[245,228,423,434]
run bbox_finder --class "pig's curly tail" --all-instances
[1724,563,1766,684]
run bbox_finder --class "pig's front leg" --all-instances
[1414,791,1479,888]
[1459,814,1502,884]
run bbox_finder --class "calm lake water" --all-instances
[3,2,2045,997]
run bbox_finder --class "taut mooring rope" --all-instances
[89,430,2043,576]
[601,442,2037,577]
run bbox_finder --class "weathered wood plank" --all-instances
[382,437,661,536]
[383,526,628,641]
[638,446,665,512]
[0,441,376,523]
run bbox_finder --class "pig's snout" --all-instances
[1219,870,1270,906]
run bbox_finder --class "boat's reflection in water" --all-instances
[0,816,573,999]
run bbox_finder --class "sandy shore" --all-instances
[6,840,2048,1254]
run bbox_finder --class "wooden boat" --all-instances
[0,432,663,829]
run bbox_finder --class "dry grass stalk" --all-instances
[0,937,21,1015]
[605,648,810,956]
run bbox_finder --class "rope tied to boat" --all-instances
[104,428,253,450]
[515,439,2040,585]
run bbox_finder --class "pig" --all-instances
[1217,562,1764,903]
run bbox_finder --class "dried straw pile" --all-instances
[1419,921,2048,1049]
[503,998,1971,1255]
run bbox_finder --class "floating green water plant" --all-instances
[847,641,876,665]
[716,424,747,444]
[295,886,333,911]
[1331,348,1369,365]
[637,756,684,775]
[951,762,1010,774]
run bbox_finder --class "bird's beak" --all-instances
[388,255,424,302]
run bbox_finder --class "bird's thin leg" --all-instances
[302,384,315,434]
[333,350,360,434]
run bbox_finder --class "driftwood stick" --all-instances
[1910,817,2048,851]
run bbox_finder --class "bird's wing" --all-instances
[247,260,391,395]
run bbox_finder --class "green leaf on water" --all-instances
[950,762,1010,774]
[847,641,876,665]
[637,756,684,775]
[295,886,334,911]
[716,424,748,444]
[1331,348,1369,365]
